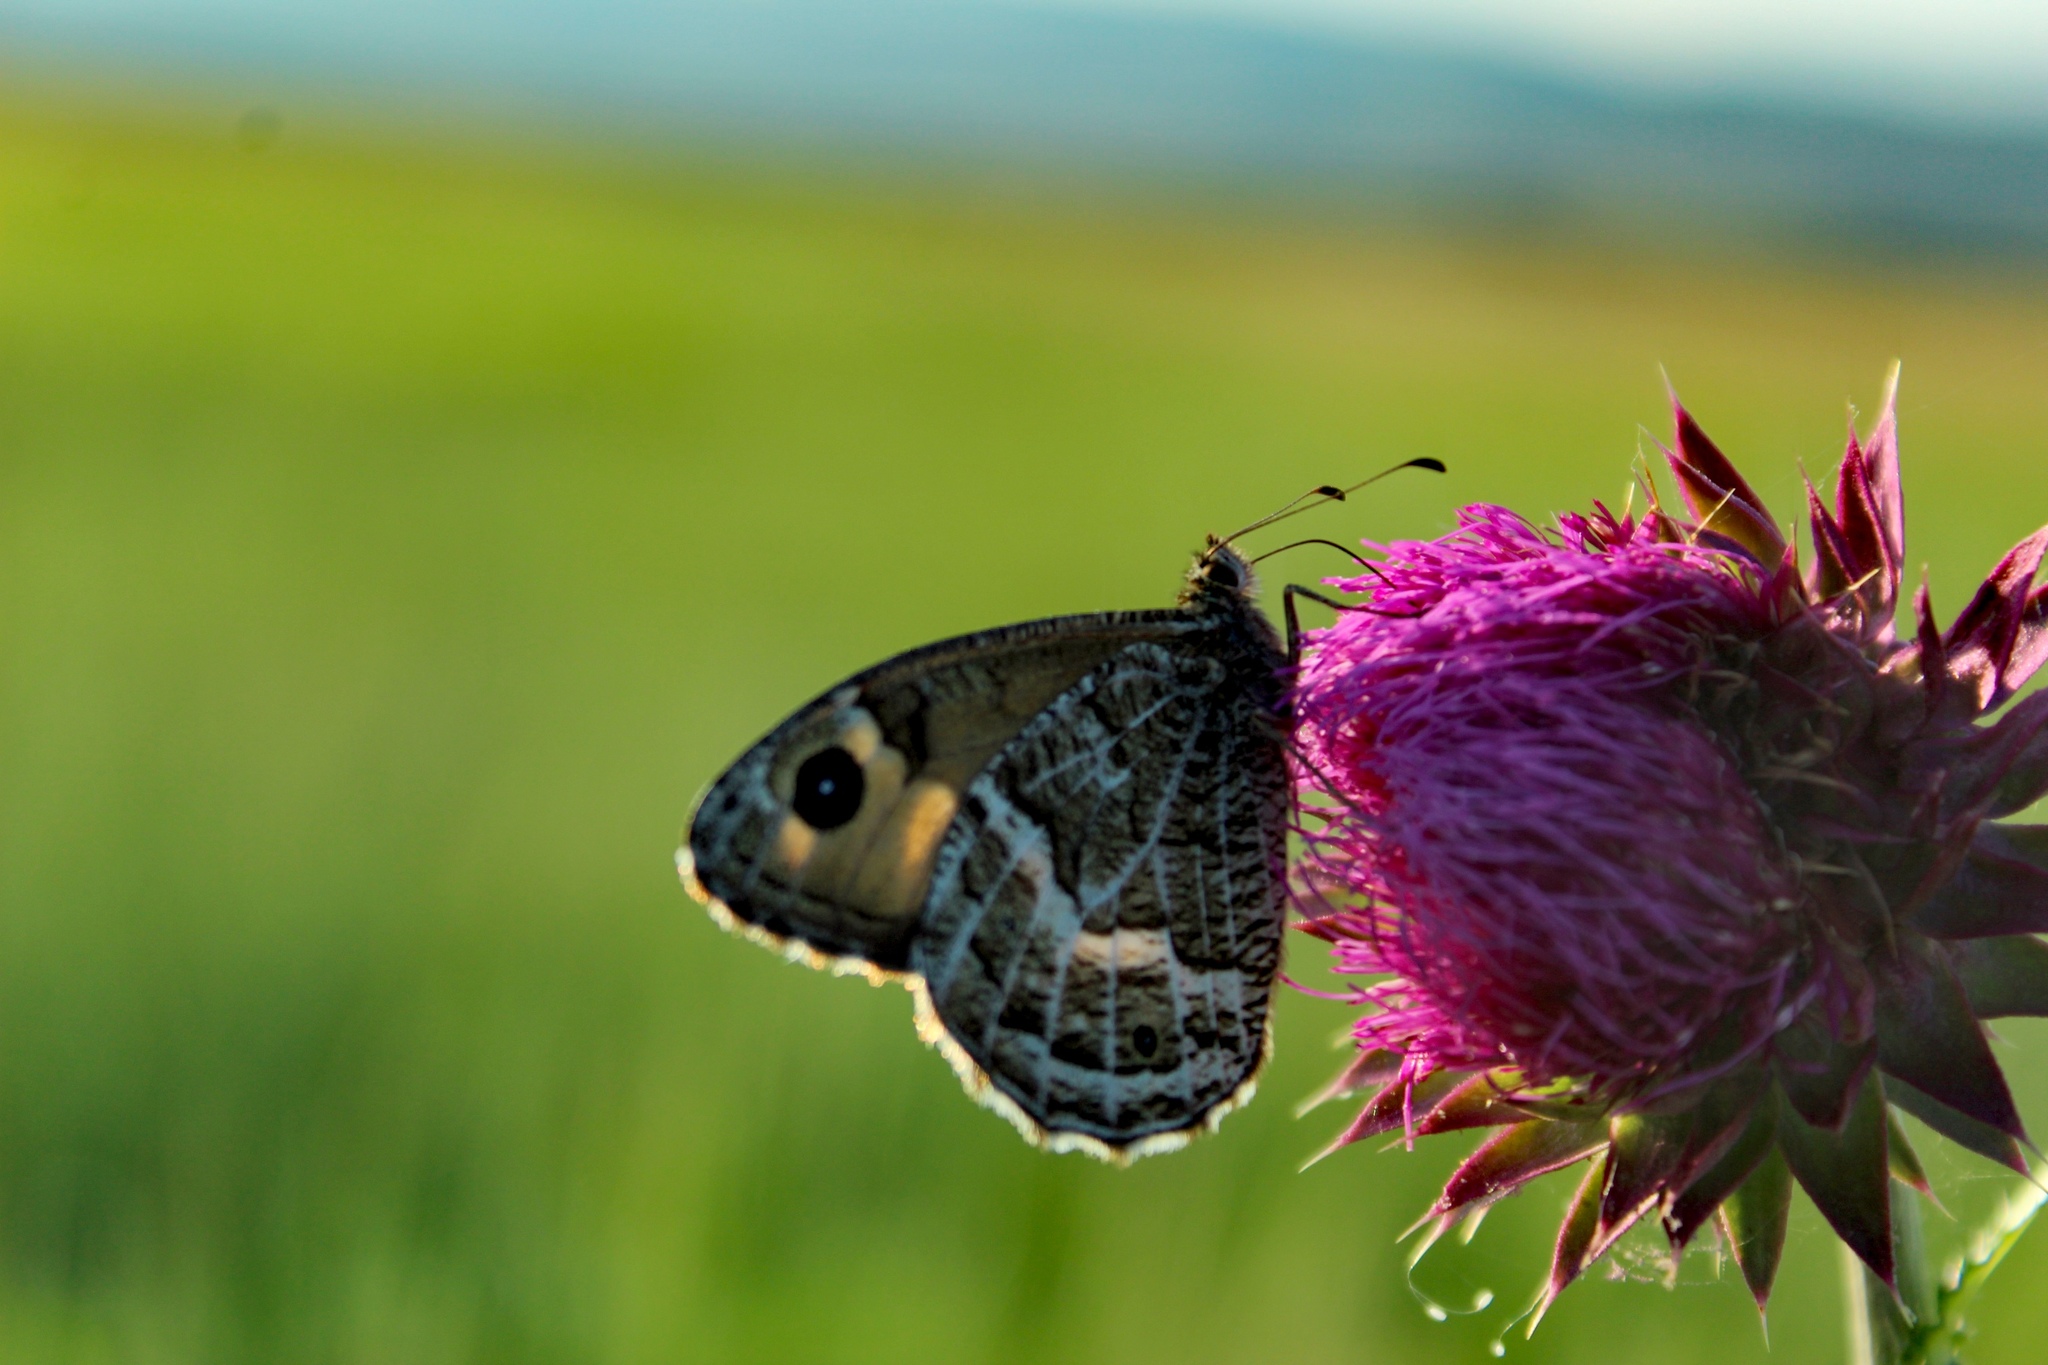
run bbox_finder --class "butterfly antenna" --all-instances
[1224,458,1445,544]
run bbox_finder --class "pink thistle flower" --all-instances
[1292,371,2048,1319]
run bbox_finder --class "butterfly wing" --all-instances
[909,633,1291,1156]
[682,611,1197,975]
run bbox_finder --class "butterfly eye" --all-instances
[1206,557,1242,590]
[792,746,865,830]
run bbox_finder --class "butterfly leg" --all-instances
[1283,584,1361,663]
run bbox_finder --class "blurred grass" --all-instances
[4,77,2048,1365]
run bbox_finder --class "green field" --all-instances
[6,78,2048,1364]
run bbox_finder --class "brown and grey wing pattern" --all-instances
[909,637,1291,1152]
[683,612,1193,972]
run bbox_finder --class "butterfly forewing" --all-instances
[912,636,1290,1151]
[685,612,1197,969]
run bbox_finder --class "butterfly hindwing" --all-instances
[910,636,1290,1154]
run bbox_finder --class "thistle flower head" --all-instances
[1294,372,2048,1319]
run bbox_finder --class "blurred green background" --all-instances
[5,73,2048,1365]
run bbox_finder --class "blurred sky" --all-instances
[7,0,2048,131]
[1110,0,2048,125]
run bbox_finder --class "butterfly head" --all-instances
[1184,536,1258,610]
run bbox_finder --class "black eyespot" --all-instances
[792,747,865,830]
[1133,1024,1159,1057]
[1206,557,1241,590]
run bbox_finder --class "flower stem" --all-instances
[1844,1185,1939,1365]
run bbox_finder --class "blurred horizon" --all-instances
[11,0,2048,131]
[8,1,2048,256]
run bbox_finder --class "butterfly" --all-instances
[678,463,1440,1161]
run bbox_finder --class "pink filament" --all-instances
[1294,505,1808,1088]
